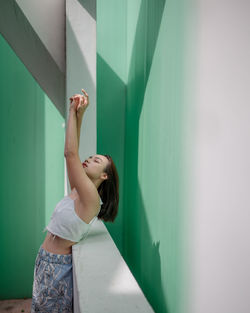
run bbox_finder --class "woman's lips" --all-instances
[83,162,88,167]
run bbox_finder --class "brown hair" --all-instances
[97,154,119,222]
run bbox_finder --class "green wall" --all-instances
[0,33,65,299]
[97,0,127,251]
[97,0,197,312]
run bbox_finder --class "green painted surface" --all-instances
[97,0,198,312]
[0,34,65,298]
[97,0,127,252]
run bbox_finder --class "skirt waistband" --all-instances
[38,245,72,264]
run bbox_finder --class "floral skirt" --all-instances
[31,245,73,313]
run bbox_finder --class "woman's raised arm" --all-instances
[65,89,89,156]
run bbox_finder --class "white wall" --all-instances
[188,0,250,312]
[16,0,66,73]
[0,1,65,116]
[66,0,97,178]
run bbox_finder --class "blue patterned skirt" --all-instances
[31,245,73,313]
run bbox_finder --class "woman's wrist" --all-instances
[77,112,83,120]
[77,109,86,121]
[69,106,77,114]
[77,113,83,129]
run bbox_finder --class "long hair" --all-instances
[97,154,119,222]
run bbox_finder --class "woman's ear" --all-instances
[101,173,108,180]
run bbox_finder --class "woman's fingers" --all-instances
[81,89,88,97]
[81,89,89,106]
[69,90,88,107]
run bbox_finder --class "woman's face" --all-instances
[82,154,109,180]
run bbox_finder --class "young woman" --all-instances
[31,89,119,312]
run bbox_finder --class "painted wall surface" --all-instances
[97,0,126,254]
[66,0,98,197]
[16,0,66,73]
[66,2,154,311]
[0,33,65,298]
[97,0,198,312]
[189,1,250,313]
[97,0,250,312]
[0,0,65,117]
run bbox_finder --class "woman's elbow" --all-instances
[64,150,76,158]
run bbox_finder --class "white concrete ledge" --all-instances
[72,219,155,313]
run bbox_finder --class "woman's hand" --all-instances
[77,89,89,119]
[69,89,89,119]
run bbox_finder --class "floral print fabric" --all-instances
[31,245,73,312]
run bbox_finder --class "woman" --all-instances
[31,89,119,312]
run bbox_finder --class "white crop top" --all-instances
[42,195,103,243]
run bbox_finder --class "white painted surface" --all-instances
[16,0,66,73]
[66,0,97,177]
[187,0,250,312]
[0,1,65,116]
[72,219,155,313]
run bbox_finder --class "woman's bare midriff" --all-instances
[41,231,76,255]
